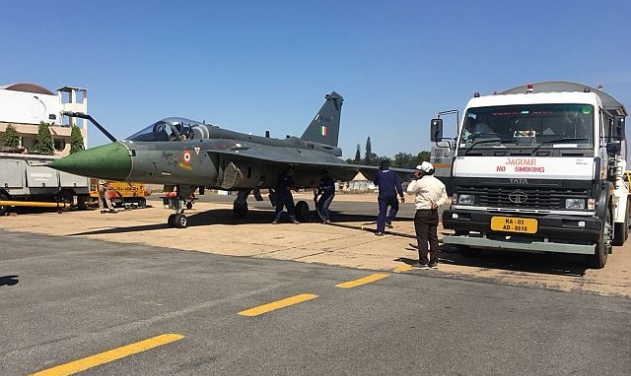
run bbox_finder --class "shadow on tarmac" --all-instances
[0,275,19,287]
[401,243,588,277]
[66,207,589,277]
[68,209,379,236]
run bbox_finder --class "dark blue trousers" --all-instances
[274,193,296,222]
[317,192,335,221]
[377,196,399,232]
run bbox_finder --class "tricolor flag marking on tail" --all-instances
[321,126,328,136]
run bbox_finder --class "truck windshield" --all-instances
[459,104,594,151]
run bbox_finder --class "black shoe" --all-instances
[428,263,438,270]
[413,263,430,270]
[385,222,393,228]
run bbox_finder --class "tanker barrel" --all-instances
[0,200,71,209]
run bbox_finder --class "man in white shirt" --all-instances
[406,162,448,269]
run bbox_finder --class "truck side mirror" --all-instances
[430,118,443,142]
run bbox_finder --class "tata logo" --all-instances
[509,178,528,184]
[508,190,528,204]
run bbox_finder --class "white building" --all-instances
[0,83,88,156]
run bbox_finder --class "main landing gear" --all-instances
[232,190,251,218]
[268,189,310,222]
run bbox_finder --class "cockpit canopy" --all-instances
[126,117,206,142]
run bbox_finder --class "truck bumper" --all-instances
[442,209,600,255]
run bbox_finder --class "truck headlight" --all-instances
[458,194,475,205]
[565,198,585,209]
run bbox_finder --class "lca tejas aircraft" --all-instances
[51,92,410,228]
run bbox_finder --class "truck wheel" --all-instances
[586,207,612,269]
[0,192,9,216]
[57,189,75,210]
[625,200,630,241]
[613,202,629,246]
[77,195,90,210]
[138,198,147,208]
[295,201,309,222]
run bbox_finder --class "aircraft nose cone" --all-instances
[49,142,132,181]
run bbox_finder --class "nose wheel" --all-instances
[164,185,196,228]
[168,213,188,228]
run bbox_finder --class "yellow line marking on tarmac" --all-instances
[238,293,319,317]
[394,265,412,273]
[29,333,184,376]
[336,273,390,288]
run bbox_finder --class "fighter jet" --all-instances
[50,92,409,228]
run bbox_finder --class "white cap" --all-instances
[416,161,434,173]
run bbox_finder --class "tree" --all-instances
[364,137,372,164]
[393,152,414,168]
[70,125,85,154]
[1,124,20,148]
[418,150,431,162]
[375,156,392,167]
[354,144,361,163]
[32,122,54,155]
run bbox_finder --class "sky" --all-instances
[2,0,630,160]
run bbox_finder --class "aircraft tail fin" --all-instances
[300,91,343,147]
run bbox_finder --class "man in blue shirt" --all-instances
[374,160,405,235]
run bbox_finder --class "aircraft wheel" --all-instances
[174,214,188,228]
[295,201,310,222]
[186,201,193,210]
[168,214,176,228]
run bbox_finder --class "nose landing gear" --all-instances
[164,185,196,228]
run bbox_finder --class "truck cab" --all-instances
[430,81,628,268]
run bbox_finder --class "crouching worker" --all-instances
[272,166,299,224]
[98,180,117,214]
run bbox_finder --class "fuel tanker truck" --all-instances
[430,81,628,268]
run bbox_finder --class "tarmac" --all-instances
[2,192,631,298]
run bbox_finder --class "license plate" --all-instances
[490,216,538,234]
